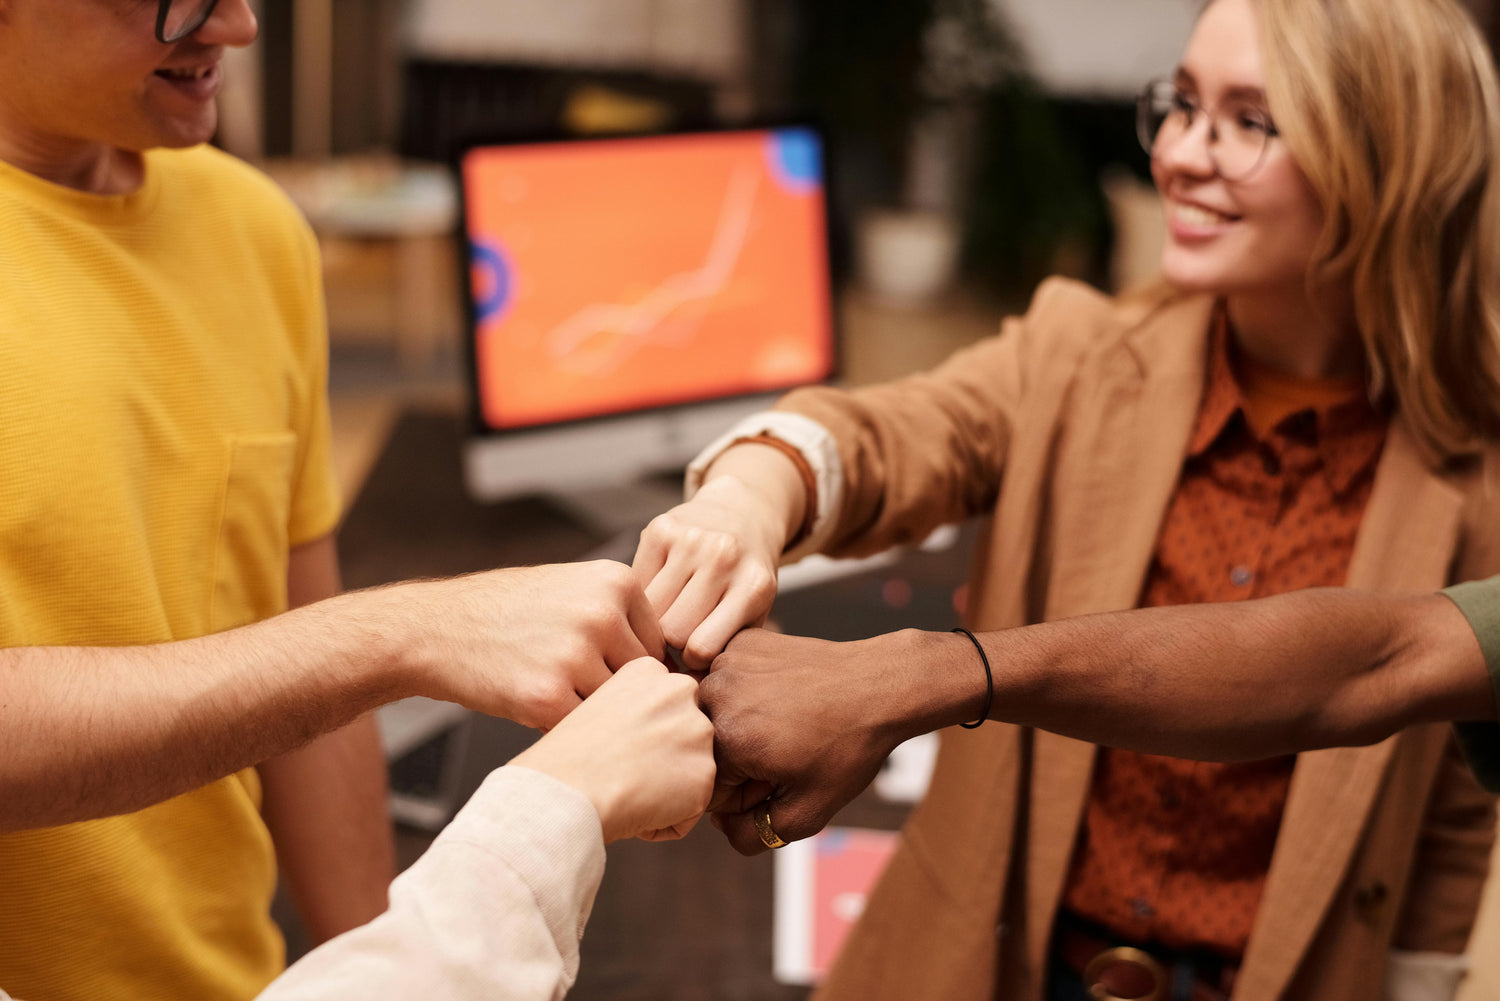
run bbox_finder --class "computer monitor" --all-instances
[457,126,836,521]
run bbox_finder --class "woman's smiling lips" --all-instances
[1167,197,1241,240]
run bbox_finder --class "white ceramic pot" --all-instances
[856,208,961,306]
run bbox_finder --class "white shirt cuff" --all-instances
[684,411,843,563]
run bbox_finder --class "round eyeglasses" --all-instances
[156,0,221,44]
[1136,77,1280,181]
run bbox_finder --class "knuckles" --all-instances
[640,513,695,550]
[695,669,730,715]
[585,559,636,592]
[577,561,643,607]
[574,599,626,640]
[742,567,777,604]
[551,633,596,672]
[702,708,754,763]
[688,707,716,746]
[705,533,744,569]
[683,635,722,670]
[660,671,702,704]
[518,676,576,727]
[642,515,745,563]
[639,511,678,542]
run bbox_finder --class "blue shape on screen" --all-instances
[470,240,513,324]
[768,128,822,194]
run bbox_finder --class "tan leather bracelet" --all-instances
[723,432,819,552]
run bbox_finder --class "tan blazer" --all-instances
[780,278,1500,1001]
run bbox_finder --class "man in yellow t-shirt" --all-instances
[0,0,393,997]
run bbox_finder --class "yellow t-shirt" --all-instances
[0,146,341,1000]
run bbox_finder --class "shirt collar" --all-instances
[1186,310,1244,459]
[1186,307,1387,496]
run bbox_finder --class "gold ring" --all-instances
[753,801,786,849]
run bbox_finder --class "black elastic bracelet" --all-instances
[952,627,993,729]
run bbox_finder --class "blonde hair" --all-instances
[1255,0,1500,458]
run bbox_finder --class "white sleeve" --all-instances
[1381,950,1469,1001]
[256,766,606,1001]
[684,411,844,562]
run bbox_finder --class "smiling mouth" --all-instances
[1171,200,1239,227]
[156,66,214,82]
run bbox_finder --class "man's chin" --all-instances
[105,132,214,157]
[157,128,217,151]
[141,109,220,151]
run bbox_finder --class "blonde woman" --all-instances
[634,0,1500,999]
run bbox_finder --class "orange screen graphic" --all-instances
[463,130,834,430]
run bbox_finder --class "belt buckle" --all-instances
[1081,945,1168,1001]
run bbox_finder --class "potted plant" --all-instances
[859,0,1022,304]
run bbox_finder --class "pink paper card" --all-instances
[773,827,901,985]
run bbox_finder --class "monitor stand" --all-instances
[544,473,687,547]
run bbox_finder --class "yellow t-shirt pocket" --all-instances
[209,432,295,633]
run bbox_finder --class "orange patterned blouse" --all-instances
[1060,314,1389,959]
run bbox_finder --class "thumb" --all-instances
[709,776,775,814]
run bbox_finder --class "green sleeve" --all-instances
[1442,576,1500,793]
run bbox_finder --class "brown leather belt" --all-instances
[1054,919,1236,1001]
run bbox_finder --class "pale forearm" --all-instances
[0,586,419,831]
[700,443,808,553]
[0,557,667,832]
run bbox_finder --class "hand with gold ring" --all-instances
[699,629,932,855]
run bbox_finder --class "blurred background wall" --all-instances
[230,0,1496,305]
[231,0,1192,304]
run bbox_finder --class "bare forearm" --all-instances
[701,443,808,553]
[923,589,1491,760]
[0,587,418,831]
[261,715,394,942]
[1,554,670,833]
[704,588,1492,854]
